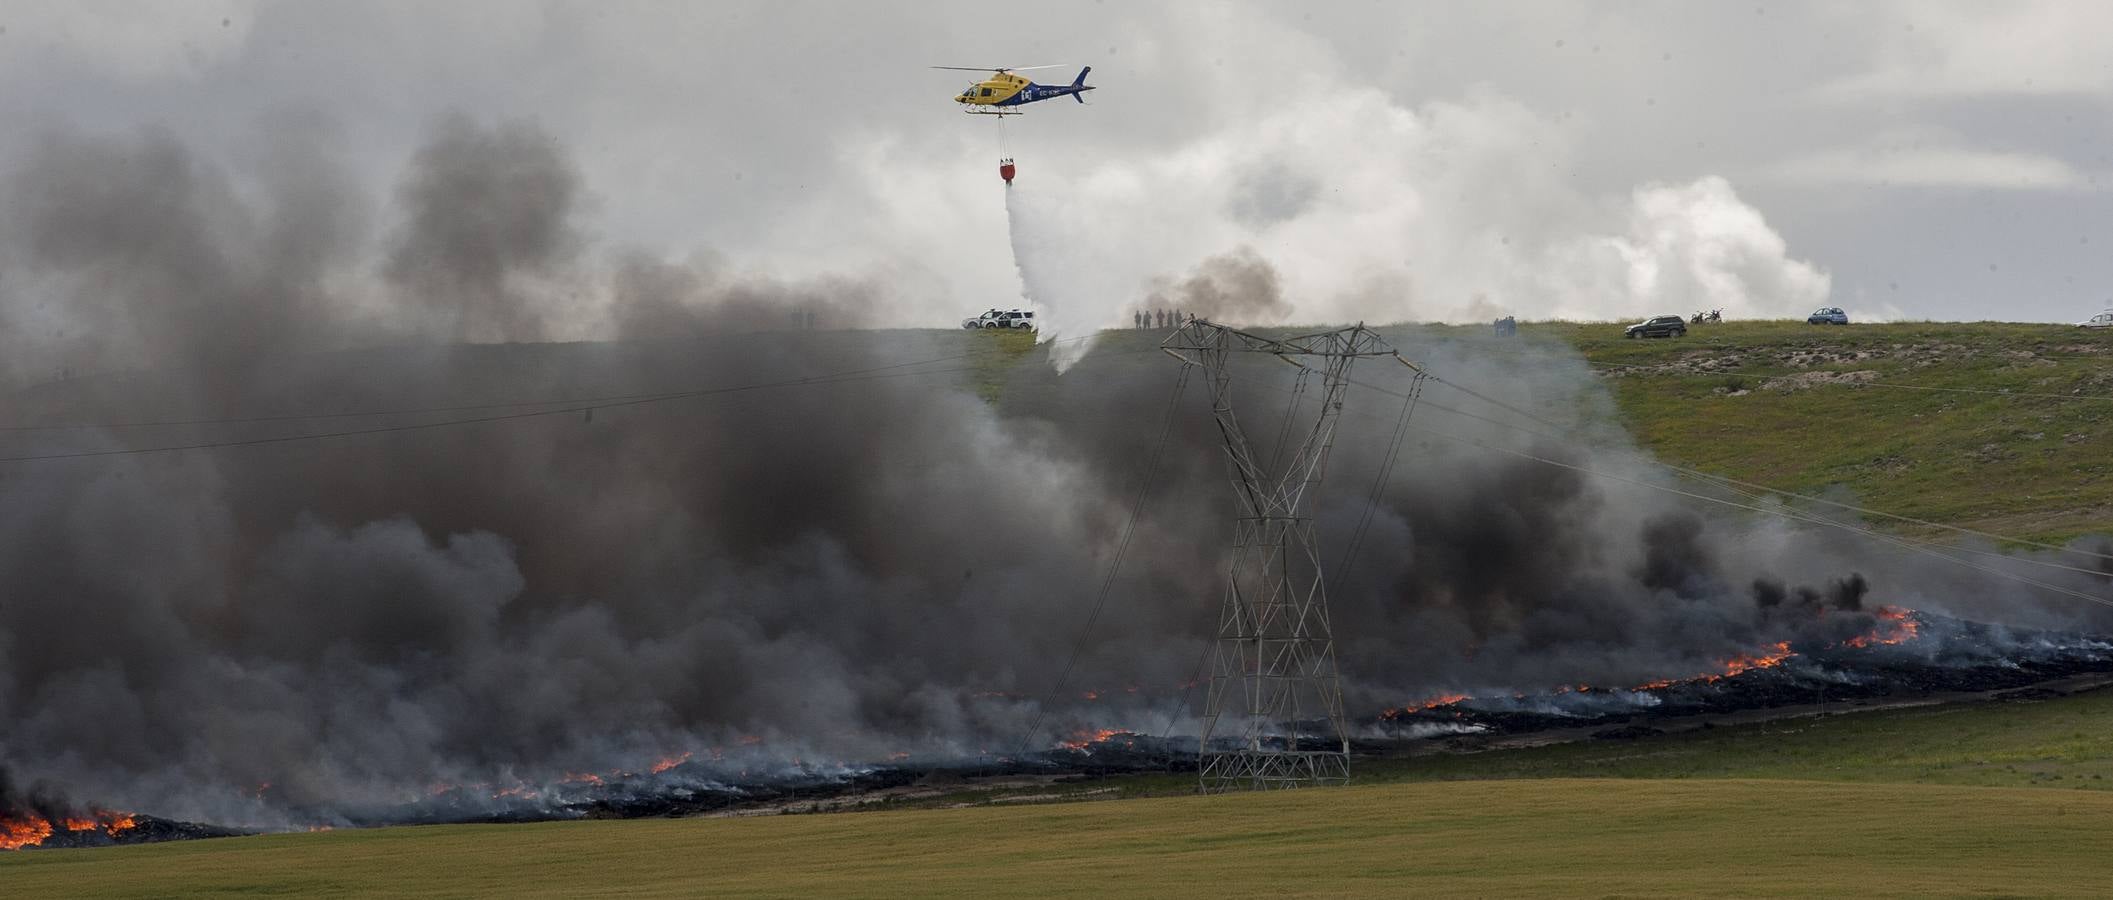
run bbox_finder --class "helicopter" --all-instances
[934,65,1094,115]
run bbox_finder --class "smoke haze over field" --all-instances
[3,2,2113,828]
[0,115,2109,830]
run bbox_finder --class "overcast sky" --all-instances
[3,0,2111,327]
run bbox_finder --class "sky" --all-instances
[3,0,2112,329]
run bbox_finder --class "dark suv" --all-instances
[1624,315,1688,339]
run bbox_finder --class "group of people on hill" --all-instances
[1134,308,1193,329]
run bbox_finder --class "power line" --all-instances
[1359,370,2113,565]
[0,366,981,463]
[1016,361,1194,756]
[0,333,1111,434]
[1331,372,1425,590]
[1377,383,2113,578]
[1213,364,2111,608]
[1411,428,2113,610]
[0,334,1157,463]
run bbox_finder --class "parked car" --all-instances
[1807,307,1849,325]
[1624,314,1688,339]
[2081,310,2113,328]
[961,308,1035,330]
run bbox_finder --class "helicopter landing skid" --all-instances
[963,107,1023,117]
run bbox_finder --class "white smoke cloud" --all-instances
[1535,177,1842,322]
[990,84,1840,356]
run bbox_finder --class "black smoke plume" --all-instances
[0,116,2107,829]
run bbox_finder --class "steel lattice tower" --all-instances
[1160,321,1420,792]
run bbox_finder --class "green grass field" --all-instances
[5,778,2111,897]
[1538,320,2113,543]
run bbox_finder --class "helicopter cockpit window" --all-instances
[979,87,992,97]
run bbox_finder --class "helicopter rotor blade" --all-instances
[929,65,1069,72]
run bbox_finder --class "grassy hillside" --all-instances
[1001,319,2113,541]
[1534,320,2113,543]
[5,778,2111,897]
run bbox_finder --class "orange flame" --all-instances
[1384,606,1925,720]
[649,752,692,774]
[1057,728,1126,751]
[1380,693,1470,720]
[0,816,52,851]
[1841,605,1921,649]
[1634,641,1797,690]
[0,809,138,851]
[1720,642,1795,678]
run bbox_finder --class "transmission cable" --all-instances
[1416,429,2113,610]
[0,366,1000,463]
[0,337,1165,463]
[1264,367,1312,475]
[0,332,1112,434]
[1157,364,1426,751]
[1223,366,2111,608]
[1377,371,2113,564]
[1330,371,1426,592]
[1016,362,1193,757]
[1397,394,2113,580]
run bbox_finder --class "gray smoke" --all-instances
[1142,248,1292,326]
[384,115,583,343]
[0,116,2107,829]
[608,251,882,338]
[0,122,368,391]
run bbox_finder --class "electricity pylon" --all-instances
[1159,320,1420,792]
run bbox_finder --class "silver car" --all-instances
[961,308,1035,330]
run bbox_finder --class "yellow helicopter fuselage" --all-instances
[952,67,1093,113]
[957,72,1031,106]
